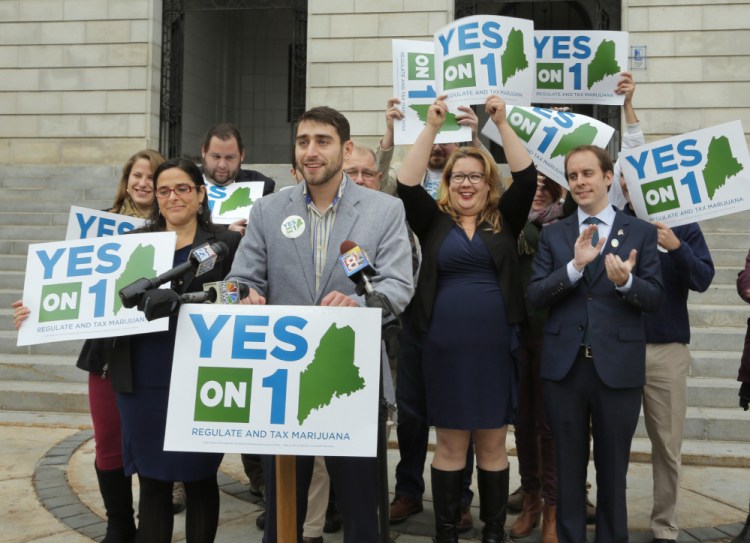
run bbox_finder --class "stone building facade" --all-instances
[0,0,747,166]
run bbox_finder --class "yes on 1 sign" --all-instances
[391,39,471,145]
[66,206,146,240]
[482,105,614,187]
[533,30,628,105]
[17,232,176,345]
[620,120,750,227]
[206,182,265,225]
[434,15,535,106]
[164,304,383,457]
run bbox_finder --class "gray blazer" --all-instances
[227,177,414,313]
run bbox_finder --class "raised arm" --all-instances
[398,96,448,186]
[485,95,532,173]
[376,97,402,196]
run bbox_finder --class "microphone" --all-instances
[338,240,376,296]
[180,281,249,304]
[119,241,230,308]
[139,288,181,321]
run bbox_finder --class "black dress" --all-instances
[117,245,223,481]
[422,226,518,429]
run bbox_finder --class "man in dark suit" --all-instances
[528,145,663,543]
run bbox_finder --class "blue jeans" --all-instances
[394,309,474,505]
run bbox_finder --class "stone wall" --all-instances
[0,0,161,165]
[623,0,750,142]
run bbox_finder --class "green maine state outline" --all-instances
[113,244,157,315]
[409,105,461,132]
[587,40,620,88]
[297,324,365,424]
[702,135,744,200]
[550,123,599,159]
[501,28,529,85]
[220,187,254,215]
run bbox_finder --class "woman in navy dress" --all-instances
[397,95,536,543]
[112,158,241,543]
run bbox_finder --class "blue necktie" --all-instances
[582,217,602,347]
[583,217,602,278]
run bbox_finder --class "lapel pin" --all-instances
[611,239,620,248]
[617,229,624,236]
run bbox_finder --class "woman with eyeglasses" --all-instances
[396,95,537,543]
[108,158,241,542]
[13,149,166,543]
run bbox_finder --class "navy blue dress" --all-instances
[422,226,518,429]
[117,245,223,481]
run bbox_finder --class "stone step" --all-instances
[0,255,28,272]
[710,248,748,268]
[714,266,742,285]
[699,215,750,233]
[690,350,743,379]
[0,271,24,291]
[0,331,84,356]
[0,212,69,227]
[702,232,750,250]
[0,353,84,383]
[689,284,746,305]
[0,289,23,307]
[687,377,742,408]
[688,304,748,328]
[1,186,114,203]
[0,380,89,413]
[689,327,746,352]
[0,199,111,214]
[0,409,92,428]
[629,436,750,468]
[0,225,66,241]
[0,164,118,185]
[634,406,750,442]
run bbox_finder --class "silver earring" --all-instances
[198,203,204,214]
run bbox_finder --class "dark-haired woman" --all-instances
[110,158,242,542]
[12,149,166,543]
[397,95,536,543]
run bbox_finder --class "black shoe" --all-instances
[256,509,266,530]
[323,501,342,533]
[652,539,675,543]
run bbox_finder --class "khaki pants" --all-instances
[303,456,329,538]
[642,342,690,540]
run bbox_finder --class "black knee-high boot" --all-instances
[477,466,509,543]
[95,464,136,543]
[733,500,750,543]
[431,466,464,543]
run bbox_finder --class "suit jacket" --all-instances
[104,225,242,393]
[227,178,414,313]
[527,208,663,389]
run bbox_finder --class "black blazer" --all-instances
[77,225,242,392]
[397,164,537,336]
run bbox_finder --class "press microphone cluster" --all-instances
[139,280,249,321]
[119,241,229,309]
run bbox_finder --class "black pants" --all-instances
[136,475,220,543]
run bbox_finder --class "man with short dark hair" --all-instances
[528,144,663,543]
[228,106,414,543]
[201,122,275,194]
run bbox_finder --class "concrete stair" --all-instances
[1,164,750,466]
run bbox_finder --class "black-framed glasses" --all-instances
[449,172,484,184]
[155,184,197,199]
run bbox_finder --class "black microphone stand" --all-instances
[362,289,400,543]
